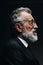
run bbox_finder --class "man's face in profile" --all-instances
[20,11,38,42]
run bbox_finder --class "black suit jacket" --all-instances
[0,37,40,65]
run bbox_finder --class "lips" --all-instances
[33,31,37,35]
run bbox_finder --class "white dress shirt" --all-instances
[18,37,28,48]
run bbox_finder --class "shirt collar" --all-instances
[18,37,28,48]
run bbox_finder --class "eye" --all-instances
[28,20,33,25]
[29,19,35,25]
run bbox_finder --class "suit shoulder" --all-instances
[7,38,21,48]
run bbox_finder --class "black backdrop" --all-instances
[0,0,43,65]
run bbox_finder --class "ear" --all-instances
[15,23,23,32]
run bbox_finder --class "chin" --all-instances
[22,32,38,42]
[28,34,38,42]
[22,29,38,42]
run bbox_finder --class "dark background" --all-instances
[0,0,43,65]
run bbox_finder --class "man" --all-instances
[1,7,40,65]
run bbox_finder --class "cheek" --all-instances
[26,26,32,31]
[23,23,33,31]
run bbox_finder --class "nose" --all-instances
[33,23,38,29]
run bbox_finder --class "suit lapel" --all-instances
[15,37,35,60]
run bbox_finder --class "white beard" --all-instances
[22,28,38,42]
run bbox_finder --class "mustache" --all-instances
[32,29,37,32]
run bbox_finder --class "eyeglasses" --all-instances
[17,19,36,26]
[23,19,36,25]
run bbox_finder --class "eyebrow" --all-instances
[23,19,35,22]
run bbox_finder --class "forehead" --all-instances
[20,11,34,20]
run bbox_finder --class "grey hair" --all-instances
[11,7,32,24]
